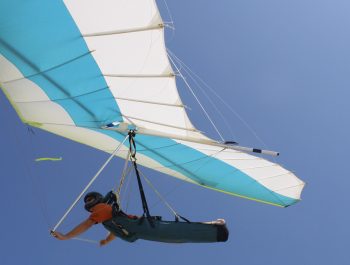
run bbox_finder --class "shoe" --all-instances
[215,219,226,225]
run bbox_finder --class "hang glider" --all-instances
[0,0,305,207]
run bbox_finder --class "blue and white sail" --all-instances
[0,0,305,207]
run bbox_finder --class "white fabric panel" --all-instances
[258,173,301,191]
[218,159,276,170]
[243,166,289,181]
[64,0,161,34]
[2,78,49,102]
[38,123,197,185]
[12,101,76,125]
[273,185,303,200]
[84,29,169,75]
[214,151,253,160]
[0,56,75,126]
[0,55,24,82]
[119,101,192,131]
[177,140,305,200]
[64,0,210,141]
[107,77,180,105]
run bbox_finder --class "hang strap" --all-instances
[139,168,191,223]
[133,160,151,219]
[128,131,153,225]
[127,130,189,224]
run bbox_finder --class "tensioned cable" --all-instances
[149,181,184,209]
[162,0,174,27]
[167,49,271,152]
[168,50,236,140]
[161,0,176,42]
[138,169,178,217]
[124,170,135,212]
[119,166,133,196]
[0,91,112,244]
[116,150,131,204]
[52,134,129,231]
[167,51,225,142]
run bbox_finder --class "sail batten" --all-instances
[83,24,164,37]
[104,73,175,78]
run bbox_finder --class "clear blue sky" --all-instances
[1,1,349,264]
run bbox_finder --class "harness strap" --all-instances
[127,130,190,225]
[128,131,154,226]
[133,160,151,219]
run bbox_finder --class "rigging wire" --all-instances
[115,150,131,204]
[168,50,237,140]
[138,169,178,217]
[162,0,174,27]
[52,134,129,231]
[161,0,176,42]
[117,165,133,205]
[167,51,225,142]
[149,181,184,209]
[124,169,135,212]
[0,98,107,244]
[167,49,272,153]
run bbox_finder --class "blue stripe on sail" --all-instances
[98,130,298,207]
[136,135,298,207]
[0,0,121,127]
[0,0,297,207]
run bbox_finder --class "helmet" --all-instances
[84,192,103,212]
[103,191,120,211]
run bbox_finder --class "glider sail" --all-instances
[0,0,305,207]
